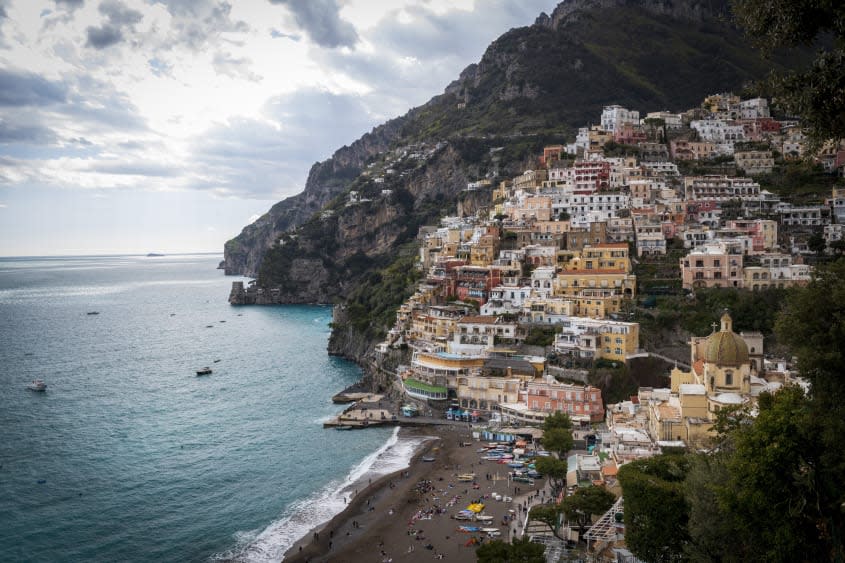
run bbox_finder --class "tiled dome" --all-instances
[703,312,748,367]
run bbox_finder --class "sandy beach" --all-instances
[283,424,549,563]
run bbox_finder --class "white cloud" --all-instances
[0,0,556,255]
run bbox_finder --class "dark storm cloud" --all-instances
[0,69,67,107]
[153,0,249,50]
[84,0,144,49]
[54,0,84,10]
[269,0,357,48]
[99,0,143,26]
[86,24,123,48]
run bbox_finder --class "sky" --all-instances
[0,0,554,256]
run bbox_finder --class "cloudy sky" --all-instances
[0,0,553,256]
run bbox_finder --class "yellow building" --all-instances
[657,311,775,446]
[579,243,632,272]
[408,305,470,346]
[555,270,637,299]
[470,234,500,266]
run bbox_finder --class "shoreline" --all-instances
[282,426,439,562]
[282,423,551,563]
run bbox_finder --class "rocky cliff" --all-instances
[225,0,812,366]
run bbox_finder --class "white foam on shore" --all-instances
[212,427,434,563]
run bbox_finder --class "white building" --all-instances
[601,105,640,133]
[691,119,746,144]
[740,97,770,119]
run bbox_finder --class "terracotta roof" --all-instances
[601,464,619,476]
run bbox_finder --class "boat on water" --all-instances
[196,367,212,376]
[334,425,354,430]
[27,379,47,392]
[86,311,100,315]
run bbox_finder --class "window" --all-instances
[725,371,733,385]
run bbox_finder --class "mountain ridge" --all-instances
[222,0,811,326]
[223,0,797,278]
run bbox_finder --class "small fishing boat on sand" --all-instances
[196,367,212,376]
[457,473,476,482]
[421,456,436,462]
[27,379,47,392]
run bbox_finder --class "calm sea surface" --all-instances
[0,254,419,562]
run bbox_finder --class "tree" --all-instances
[529,504,564,540]
[559,486,616,539]
[716,386,824,562]
[540,412,574,457]
[807,231,826,255]
[534,456,568,499]
[542,411,573,432]
[731,0,845,147]
[775,259,845,560]
[618,454,690,562]
[476,536,546,563]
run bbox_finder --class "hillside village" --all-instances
[372,92,843,470]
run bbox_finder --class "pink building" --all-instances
[681,244,743,290]
[522,380,604,423]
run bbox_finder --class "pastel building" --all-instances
[553,316,640,362]
[681,243,743,290]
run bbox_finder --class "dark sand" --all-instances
[283,425,549,563]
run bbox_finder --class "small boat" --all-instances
[334,425,354,430]
[421,456,436,462]
[27,379,47,392]
[457,473,476,482]
[86,311,99,315]
[196,367,212,376]
[213,359,222,363]
[475,514,494,523]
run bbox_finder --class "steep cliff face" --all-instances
[222,118,407,276]
[224,0,800,277]
[246,145,478,304]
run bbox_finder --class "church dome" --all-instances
[703,312,749,367]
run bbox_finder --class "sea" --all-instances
[0,253,426,562]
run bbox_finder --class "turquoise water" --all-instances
[0,254,416,562]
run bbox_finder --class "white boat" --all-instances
[27,379,47,392]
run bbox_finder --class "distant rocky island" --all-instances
[146,253,165,257]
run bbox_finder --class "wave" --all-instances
[212,428,433,563]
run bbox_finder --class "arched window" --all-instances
[710,376,715,389]
[725,371,733,386]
